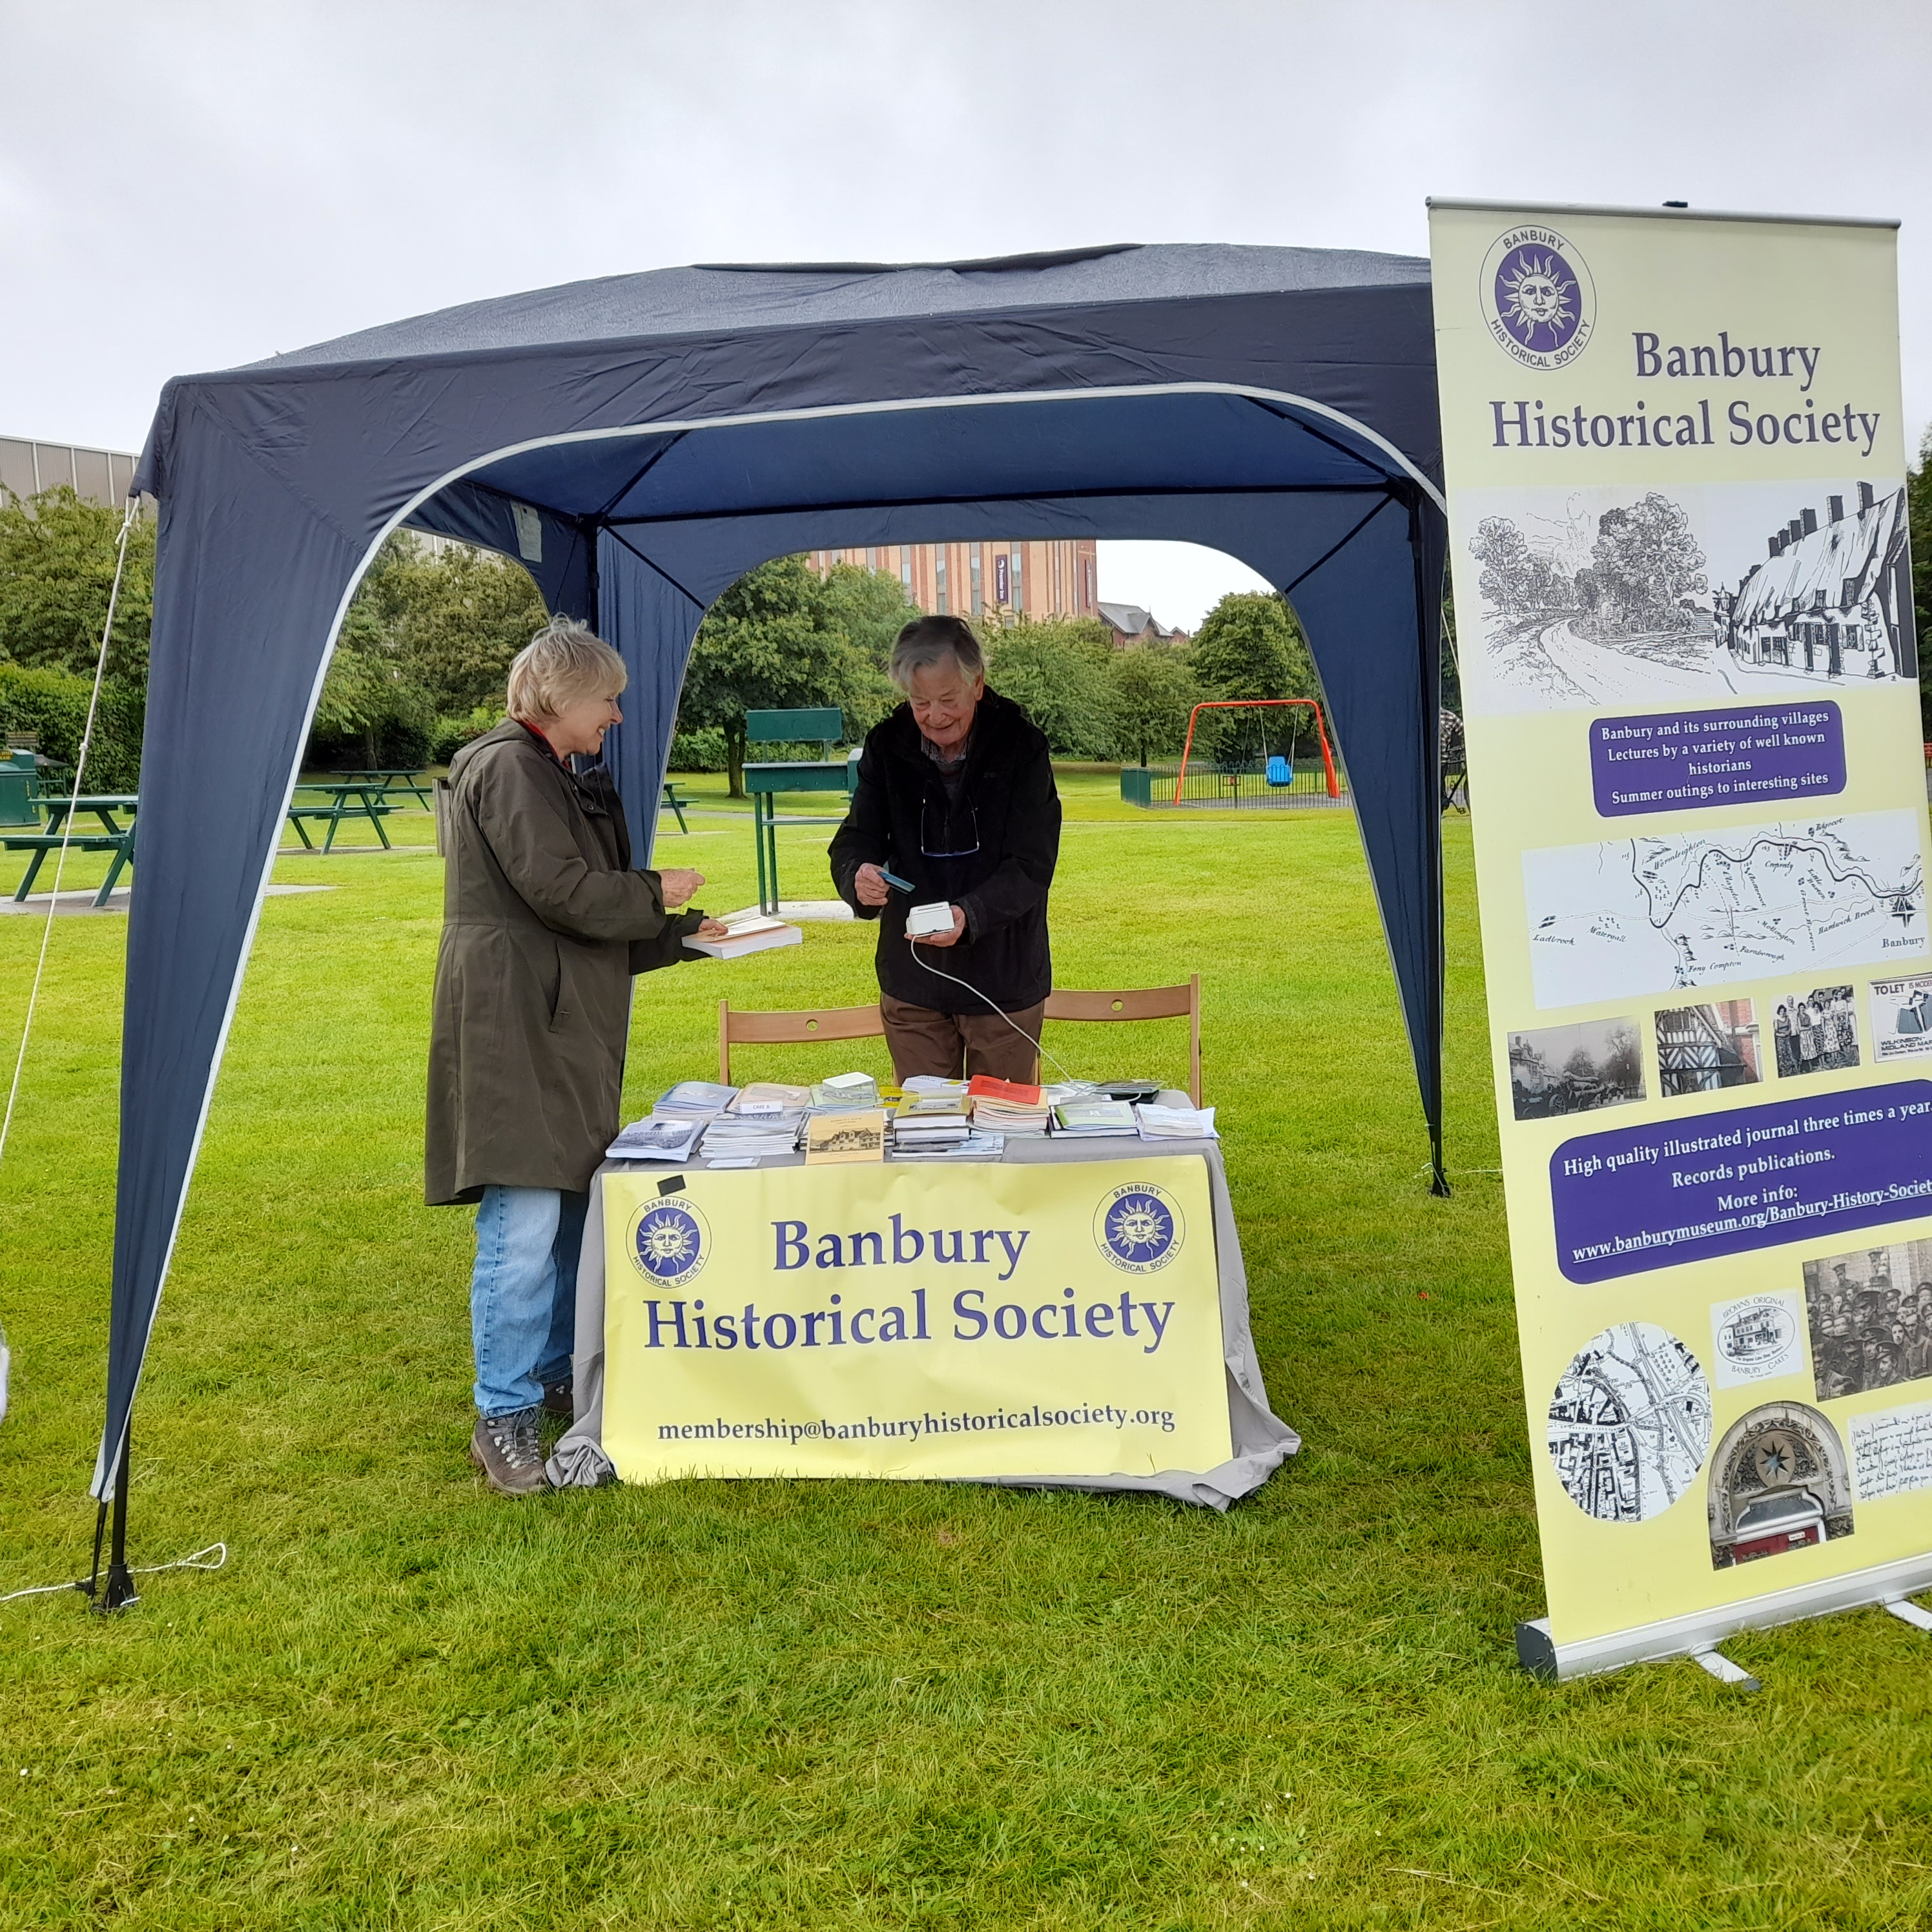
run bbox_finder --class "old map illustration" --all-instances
[1548,1322,1713,1524]
[1522,809,1926,1008]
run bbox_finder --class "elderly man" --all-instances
[830,614,1060,1083]
[428,616,725,1496]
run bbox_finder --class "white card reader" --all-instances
[907,900,956,938]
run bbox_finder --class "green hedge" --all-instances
[0,664,145,792]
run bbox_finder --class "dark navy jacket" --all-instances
[828,688,1060,1014]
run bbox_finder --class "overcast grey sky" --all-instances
[3,0,1926,626]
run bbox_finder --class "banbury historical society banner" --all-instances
[1430,199,1929,1679]
[600,1156,1234,1483]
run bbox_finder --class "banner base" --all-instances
[1517,1548,1932,1683]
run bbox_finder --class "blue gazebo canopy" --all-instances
[104,242,1448,1497]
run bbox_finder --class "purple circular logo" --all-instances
[1479,227,1595,369]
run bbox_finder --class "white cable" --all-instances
[908,934,1084,1085]
[0,1541,227,1608]
[0,500,136,1171]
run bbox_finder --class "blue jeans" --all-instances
[470,1186,588,1417]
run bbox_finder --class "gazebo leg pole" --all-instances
[96,1429,138,1612]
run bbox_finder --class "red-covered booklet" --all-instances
[966,1074,1044,1105]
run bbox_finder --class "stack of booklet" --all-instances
[656,1080,737,1120]
[810,1071,881,1111]
[606,1115,706,1162]
[734,1081,810,1115]
[1134,1101,1218,1140]
[701,1109,807,1163]
[1049,1096,1139,1138]
[890,1128,1006,1162]
[890,1093,973,1153]
[966,1075,1051,1135]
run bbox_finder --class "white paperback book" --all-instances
[683,916,804,961]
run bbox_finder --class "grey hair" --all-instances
[889,614,985,692]
[505,617,627,721]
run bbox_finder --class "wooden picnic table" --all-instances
[5,794,138,908]
[336,768,435,807]
[287,781,398,852]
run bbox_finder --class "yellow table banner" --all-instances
[601,1155,1233,1483]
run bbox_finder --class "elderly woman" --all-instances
[427,617,724,1497]
[830,614,1060,1082]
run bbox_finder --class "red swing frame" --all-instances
[1171,697,1339,805]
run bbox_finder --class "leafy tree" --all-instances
[1468,517,1570,621]
[356,534,547,717]
[1187,591,1319,761]
[1188,591,1315,703]
[979,617,1116,757]
[1105,642,1200,766]
[1601,1021,1643,1096]
[1574,491,1707,637]
[678,556,894,795]
[819,561,922,672]
[313,600,437,767]
[0,486,154,683]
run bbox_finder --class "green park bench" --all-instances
[742,707,855,916]
[660,780,693,834]
[5,795,138,909]
[285,782,398,852]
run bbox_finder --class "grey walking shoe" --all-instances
[469,1406,549,1497]
[541,1377,573,1420]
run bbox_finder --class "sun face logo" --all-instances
[1094,1183,1183,1274]
[627,1196,709,1288]
[1479,227,1595,369]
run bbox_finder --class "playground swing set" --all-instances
[1116,697,1342,810]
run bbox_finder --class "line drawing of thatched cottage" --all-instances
[1721,482,1915,683]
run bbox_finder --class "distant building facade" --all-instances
[807,539,1098,623]
[1096,601,1188,649]
[0,436,138,507]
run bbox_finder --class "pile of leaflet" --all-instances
[1049,1096,1139,1138]
[701,1111,806,1162]
[1134,1100,1218,1140]
[966,1074,1051,1135]
[655,1080,737,1120]
[606,1114,706,1161]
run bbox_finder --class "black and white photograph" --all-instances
[1506,1016,1644,1120]
[1771,985,1860,1078]
[1802,1239,1932,1402]
[1457,478,1917,714]
[1870,973,1932,1063]
[1654,999,1761,1097]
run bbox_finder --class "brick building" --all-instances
[807,538,1098,622]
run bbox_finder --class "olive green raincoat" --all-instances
[426,721,699,1205]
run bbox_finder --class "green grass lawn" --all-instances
[3,774,1931,1929]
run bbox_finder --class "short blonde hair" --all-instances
[506,617,627,721]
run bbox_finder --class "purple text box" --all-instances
[1589,701,1844,817]
[1550,1080,1932,1284]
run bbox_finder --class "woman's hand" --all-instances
[694,916,730,940]
[910,905,967,948]
[657,868,706,907]
[854,862,892,908]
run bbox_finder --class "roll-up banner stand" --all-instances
[1429,200,1929,1682]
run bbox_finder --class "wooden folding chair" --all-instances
[719,998,886,1085]
[1038,974,1202,1106]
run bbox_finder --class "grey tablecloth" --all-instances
[547,1137,1297,1510]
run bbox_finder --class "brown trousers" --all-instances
[880,994,1045,1085]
